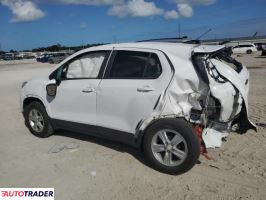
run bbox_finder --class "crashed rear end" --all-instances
[139,44,256,149]
[191,45,256,147]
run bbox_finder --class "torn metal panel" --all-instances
[138,52,209,132]
[138,45,256,149]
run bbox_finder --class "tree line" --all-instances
[1,43,105,54]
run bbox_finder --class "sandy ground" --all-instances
[0,53,266,200]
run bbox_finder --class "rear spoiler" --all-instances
[193,45,225,54]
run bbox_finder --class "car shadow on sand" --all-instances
[54,130,149,167]
[54,130,202,173]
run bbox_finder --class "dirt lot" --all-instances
[0,54,266,200]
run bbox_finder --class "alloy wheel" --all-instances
[151,129,188,167]
[28,109,44,133]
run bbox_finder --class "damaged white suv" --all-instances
[21,42,256,174]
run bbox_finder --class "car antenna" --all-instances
[183,28,212,44]
[252,32,258,37]
[195,28,212,40]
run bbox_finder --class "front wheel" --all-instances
[143,118,200,175]
[24,101,54,138]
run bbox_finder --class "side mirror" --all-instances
[46,80,57,97]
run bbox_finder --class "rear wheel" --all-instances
[143,118,200,175]
[246,49,252,54]
[24,101,54,138]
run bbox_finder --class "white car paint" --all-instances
[21,42,256,148]
[193,44,225,53]
[232,44,257,54]
[97,48,172,133]
[48,79,100,125]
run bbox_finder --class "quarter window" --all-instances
[144,53,162,78]
[108,50,162,79]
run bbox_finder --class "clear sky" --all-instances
[0,0,266,51]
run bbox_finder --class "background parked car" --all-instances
[14,54,23,60]
[232,43,258,54]
[261,45,266,56]
[3,53,14,60]
[36,54,54,63]
[48,53,70,64]
[23,55,36,59]
[254,42,266,51]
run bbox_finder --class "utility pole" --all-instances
[113,35,117,43]
[111,26,117,43]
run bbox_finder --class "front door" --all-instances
[48,51,109,125]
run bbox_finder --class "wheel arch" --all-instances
[23,97,54,138]
[137,117,190,151]
[23,97,45,115]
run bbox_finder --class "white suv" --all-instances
[21,42,256,174]
[232,43,258,54]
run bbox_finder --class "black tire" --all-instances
[24,101,54,138]
[246,50,252,54]
[143,118,200,175]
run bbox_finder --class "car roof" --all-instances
[82,42,224,55]
[97,42,196,53]
[63,42,224,64]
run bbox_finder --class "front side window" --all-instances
[66,51,107,79]
[108,50,162,79]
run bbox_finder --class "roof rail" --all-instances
[183,40,200,44]
[137,37,201,44]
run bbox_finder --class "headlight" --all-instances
[21,81,28,88]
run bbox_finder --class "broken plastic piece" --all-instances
[90,171,97,177]
[202,128,229,148]
[48,142,79,153]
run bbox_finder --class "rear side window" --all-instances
[238,45,253,48]
[108,51,162,79]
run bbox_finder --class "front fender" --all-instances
[20,79,52,117]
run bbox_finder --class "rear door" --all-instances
[97,48,172,134]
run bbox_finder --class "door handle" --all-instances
[137,86,154,92]
[82,87,95,93]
